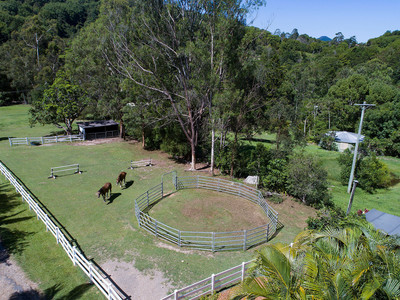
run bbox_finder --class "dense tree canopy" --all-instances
[1,0,400,168]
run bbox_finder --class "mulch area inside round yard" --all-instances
[149,188,270,232]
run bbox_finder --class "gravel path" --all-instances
[0,242,41,300]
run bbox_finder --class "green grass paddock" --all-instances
[0,105,257,296]
[250,133,400,216]
[1,105,399,299]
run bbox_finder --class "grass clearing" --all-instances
[150,189,269,232]
[5,105,398,298]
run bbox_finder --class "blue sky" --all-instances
[248,0,400,43]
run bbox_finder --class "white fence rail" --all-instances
[162,261,253,300]
[9,134,84,146]
[135,174,278,252]
[0,161,124,300]
[129,159,152,169]
[49,164,81,179]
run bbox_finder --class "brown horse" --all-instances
[117,171,127,188]
[96,182,112,202]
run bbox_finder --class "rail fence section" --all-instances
[129,159,152,169]
[86,130,119,140]
[162,261,254,300]
[135,175,279,252]
[0,161,123,300]
[9,134,84,146]
[49,164,81,179]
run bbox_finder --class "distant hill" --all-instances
[318,36,332,41]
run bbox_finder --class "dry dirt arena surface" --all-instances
[102,260,173,300]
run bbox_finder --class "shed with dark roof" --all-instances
[76,120,119,140]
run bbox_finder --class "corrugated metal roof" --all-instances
[327,131,365,144]
[365,209,400,236]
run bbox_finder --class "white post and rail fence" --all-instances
[0,160,125,300]
[8,134,84,147]
[1,161,273,300]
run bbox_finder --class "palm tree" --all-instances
[232,219,400,300]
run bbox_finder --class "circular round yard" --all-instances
[149,188,270,232]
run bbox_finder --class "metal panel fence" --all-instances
[161,261,254,300]
[85,130,119,140]
[134,174,279,252]
[9,134,84,146]
[0,161,124,300]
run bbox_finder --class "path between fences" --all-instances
[1,160,272,300]
[0,160,126,300]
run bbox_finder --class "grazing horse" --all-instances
[96,182,112,202]
[117,171,127,188]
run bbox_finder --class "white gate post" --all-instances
[241,262,246,281]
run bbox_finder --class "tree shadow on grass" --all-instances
[0,183,35,262]
[9,282,94,300]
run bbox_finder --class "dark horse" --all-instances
[117,172,127,188]
[96,182,112,202]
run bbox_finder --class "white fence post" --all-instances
[108,281,112,300]
[241,262,246,281]
[26,137,29,145]
[212,232,215,252]
[211,274,215,293]
[72,245,77,266]
[174,289,178,300]
[56,227,59,244]
[89,262,93,282]
[243,230,247,251]
[9,138,12,147]
[41,136,44,144]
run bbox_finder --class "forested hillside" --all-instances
[1,0,400,190]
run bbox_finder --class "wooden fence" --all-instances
[161,261,253,300]
[135,175,279,252]
[0,161,125,300]
[9,134,84,146]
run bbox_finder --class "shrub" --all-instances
[319,133,338,151]
[286,152,331,207]
[358,155,391,192]
[268,194,283,204]
[306,206,346,230]
[338,149,393,193]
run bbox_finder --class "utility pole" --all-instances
[347,101,375,193]
[346,180,358,215]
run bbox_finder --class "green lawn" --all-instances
[1,105,399,299]
[250,133,400,217]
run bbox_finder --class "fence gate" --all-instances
[161,171,177,197]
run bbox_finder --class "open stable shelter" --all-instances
[77,120,119,140]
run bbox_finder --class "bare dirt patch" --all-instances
[0,242,40,299]
[102,260,173,300]
[268,196,317,243]
[72,137,124,146]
